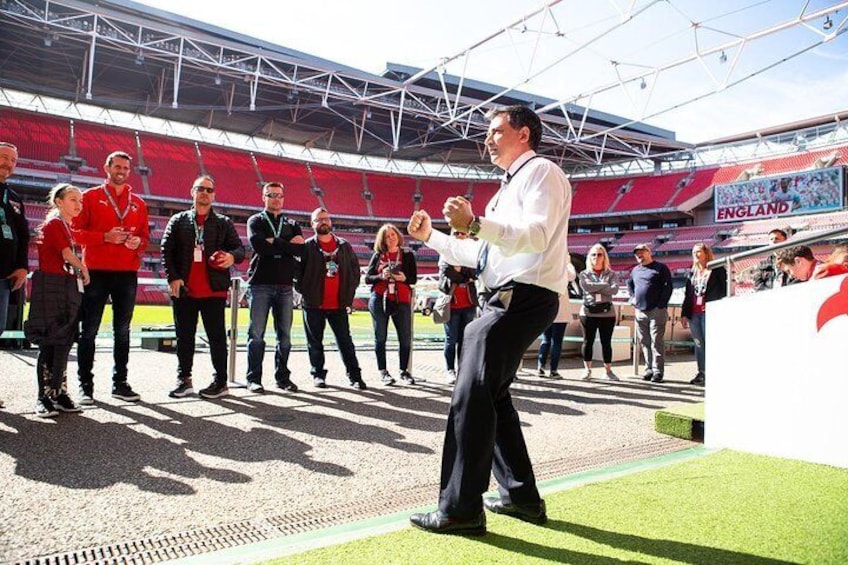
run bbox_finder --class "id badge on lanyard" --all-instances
[0,204,12,239]
[695,294,704,307]
[76,276,85,294]
[194,245,204,263]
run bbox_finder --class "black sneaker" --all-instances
[112,382,141,402]
[54,393,82,413]
[276,379,299,392]
[349,379,367,390]
[199,381,229,399]
[641,371,654,381]
[35,397,59,418]
[247,381,265,393]
[313,376,327,388]
[169,380,194,398]
[690,373,705,386]
[651,373,664,383]
[400,371,416,385]
[380,370,396,385]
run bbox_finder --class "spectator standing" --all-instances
[680,243,727,387]
[627,243,672,383]
[365,223,417,385]
[245,182,304,393]
[752,228,793,290]
[0,142,28,410]
[578,244,619,380]
[407,105,571,535]
[72,151,149,404]
[296,208,366,390]
[24,184,88,417]
[537,262,576,378]
[438,230,478,385]
[161,176,245,399]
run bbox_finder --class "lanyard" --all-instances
[191,211,205,246]
[59,216,77,254]
[103,185,132,224]
[489,155,541,212]
[0,188,8,225]
[263,211,284,239]
[692,268,711,295]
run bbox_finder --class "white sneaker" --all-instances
[581,369,592,381]
[445,369,457,385]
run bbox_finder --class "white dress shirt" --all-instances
[427,150,572,294]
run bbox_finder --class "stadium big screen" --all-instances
[713,166,845,223]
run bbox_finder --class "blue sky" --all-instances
[134,0,848,144]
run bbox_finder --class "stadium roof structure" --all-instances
[1,0,846,177]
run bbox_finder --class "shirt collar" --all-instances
[505,150,537,181]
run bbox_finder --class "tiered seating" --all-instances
[254,156,316,213]
[199,145,260,206]
[138,134,201,199]
[0,109,69,169]
[73,121,138,171]
[611,229,671,252]
[669,167,721,207]
[567,232,609,254]
[310,165,367,217]
[654,225,722,252]
[469,181,499,206]
[367,172,417,218]
[571,177,626,215]
[614,172,688,212]
[418,178,470,213]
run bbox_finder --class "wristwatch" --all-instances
[467,216,482,236]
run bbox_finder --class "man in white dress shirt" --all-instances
[407,105,572,535]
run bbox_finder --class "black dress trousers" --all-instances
[438,283,558,518]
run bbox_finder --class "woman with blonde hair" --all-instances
[680,243,727,386]
[24,183,89,417]
[577,244,619,380]
[365,223,418,385]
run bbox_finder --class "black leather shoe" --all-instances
[409,510,486,535]
[651,373,664,383]
[483,497,547,525]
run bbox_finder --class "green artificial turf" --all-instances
[266,450,848,565]
[655,403,705,441]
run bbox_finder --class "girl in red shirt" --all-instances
[24,184,89,417]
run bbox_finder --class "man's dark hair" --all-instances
[105,151,132,166]
[486,105,542,151]
[768,228,788,239]
[775,245,814,266]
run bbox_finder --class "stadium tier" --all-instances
[367,172,417,219]
[253,155,317,211]
[137,133,203,199]
[199,144,261,205]
[614,171,689,212]
[310,165,368,217]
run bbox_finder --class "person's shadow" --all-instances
[471,520,798,564]
[0,410,250,494]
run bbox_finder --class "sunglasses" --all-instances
[193,186,215,193]
[264,192,284,199]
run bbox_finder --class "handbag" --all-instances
[432,287,454,324]
[585,302,612,314]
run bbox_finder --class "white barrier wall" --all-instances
[706,273,848,469]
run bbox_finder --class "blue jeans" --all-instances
[303,308,361,381]
[0,278,10,337]
[368,293,412,372]
[443,306,476,371]
[538,322,567,372]
[246,284,294,384]
[689,312,706,375]
[77,270,138,390]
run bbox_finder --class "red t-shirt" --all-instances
[37,217,76,276]
[319,238,340,310]
[372,251,412,304]
[452,283,475,310]
[186,214,227,299]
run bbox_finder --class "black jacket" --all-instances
[247,211,303,286]
[681,266,727,319]
[0,183,29,278]
[295,235,360,309]
[438,260,477,305]
[752,255,793,290]
[161,209,245,292]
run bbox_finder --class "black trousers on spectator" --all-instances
[580,315,617,363]
[438,283,558,518]
[172,296,228,384]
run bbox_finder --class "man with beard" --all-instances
[295,208,366,390]
[73,151,149,404]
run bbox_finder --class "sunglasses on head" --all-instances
[193,185,215,193]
